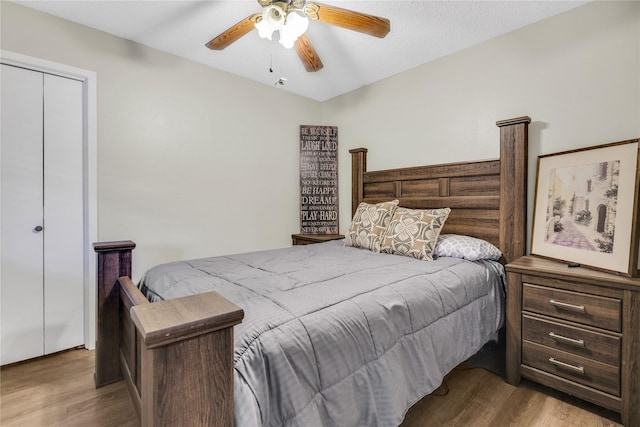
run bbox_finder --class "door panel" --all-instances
[1,64,45,365]
[43,74,84,354]
[1,65,85,365]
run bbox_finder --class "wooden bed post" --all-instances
[496,116,531,264]
[496,116,530,388]
[93,240,136,387]
[350,148,367,216]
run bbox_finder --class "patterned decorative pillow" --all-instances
[380,207,451,261]
[435,234,503,261]
[344,200,399,252]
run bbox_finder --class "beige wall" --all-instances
[324,1,640,250]
[2,1,639,275]
[1,1,322,277]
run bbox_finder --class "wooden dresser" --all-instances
[505,256,640,426]
[291,234,344,245]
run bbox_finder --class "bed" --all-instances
[93,116,531,426]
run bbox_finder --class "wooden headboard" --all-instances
[350,116,530,264]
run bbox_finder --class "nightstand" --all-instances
[291,234,344,245]
[505,256,640,426]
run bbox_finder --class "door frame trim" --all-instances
[1,50,98,350]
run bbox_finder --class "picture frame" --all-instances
[531,138,640,277]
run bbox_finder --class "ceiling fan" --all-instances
[205,0,390,72]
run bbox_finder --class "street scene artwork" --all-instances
[532,139,639,276]
[544,160,620,254]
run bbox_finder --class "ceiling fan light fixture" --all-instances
[254,1,309,48]
[255,4,285,40]
[279,11,309,48]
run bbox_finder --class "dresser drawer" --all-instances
[522,284,621,332]
[522,314,620,366]
[522,341,620,396]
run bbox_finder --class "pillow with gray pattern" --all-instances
[434,234,502,261]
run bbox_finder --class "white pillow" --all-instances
[434,234,502,261]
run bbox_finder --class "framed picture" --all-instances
[531,139,640,277]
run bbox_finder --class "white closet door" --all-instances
[1,64,45,365]
[1,65,84,364]
[43,74,84,354]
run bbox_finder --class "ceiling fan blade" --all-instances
[309,3,390,38]
[206,14,260,50]
[295,34,323,72]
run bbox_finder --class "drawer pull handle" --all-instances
[549,332,585,347]
[549,357,585,375]
[549,300,585,312]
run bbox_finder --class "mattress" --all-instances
[139,239,505,427]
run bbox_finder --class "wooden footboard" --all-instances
[94,242,244,426]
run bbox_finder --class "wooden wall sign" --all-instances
[300,125,338,234]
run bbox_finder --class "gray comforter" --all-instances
[139,240,505,427]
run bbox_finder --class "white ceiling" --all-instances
[13,0,587,101]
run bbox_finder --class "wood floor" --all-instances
[401,365,622,427]
[1,349,623,426]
